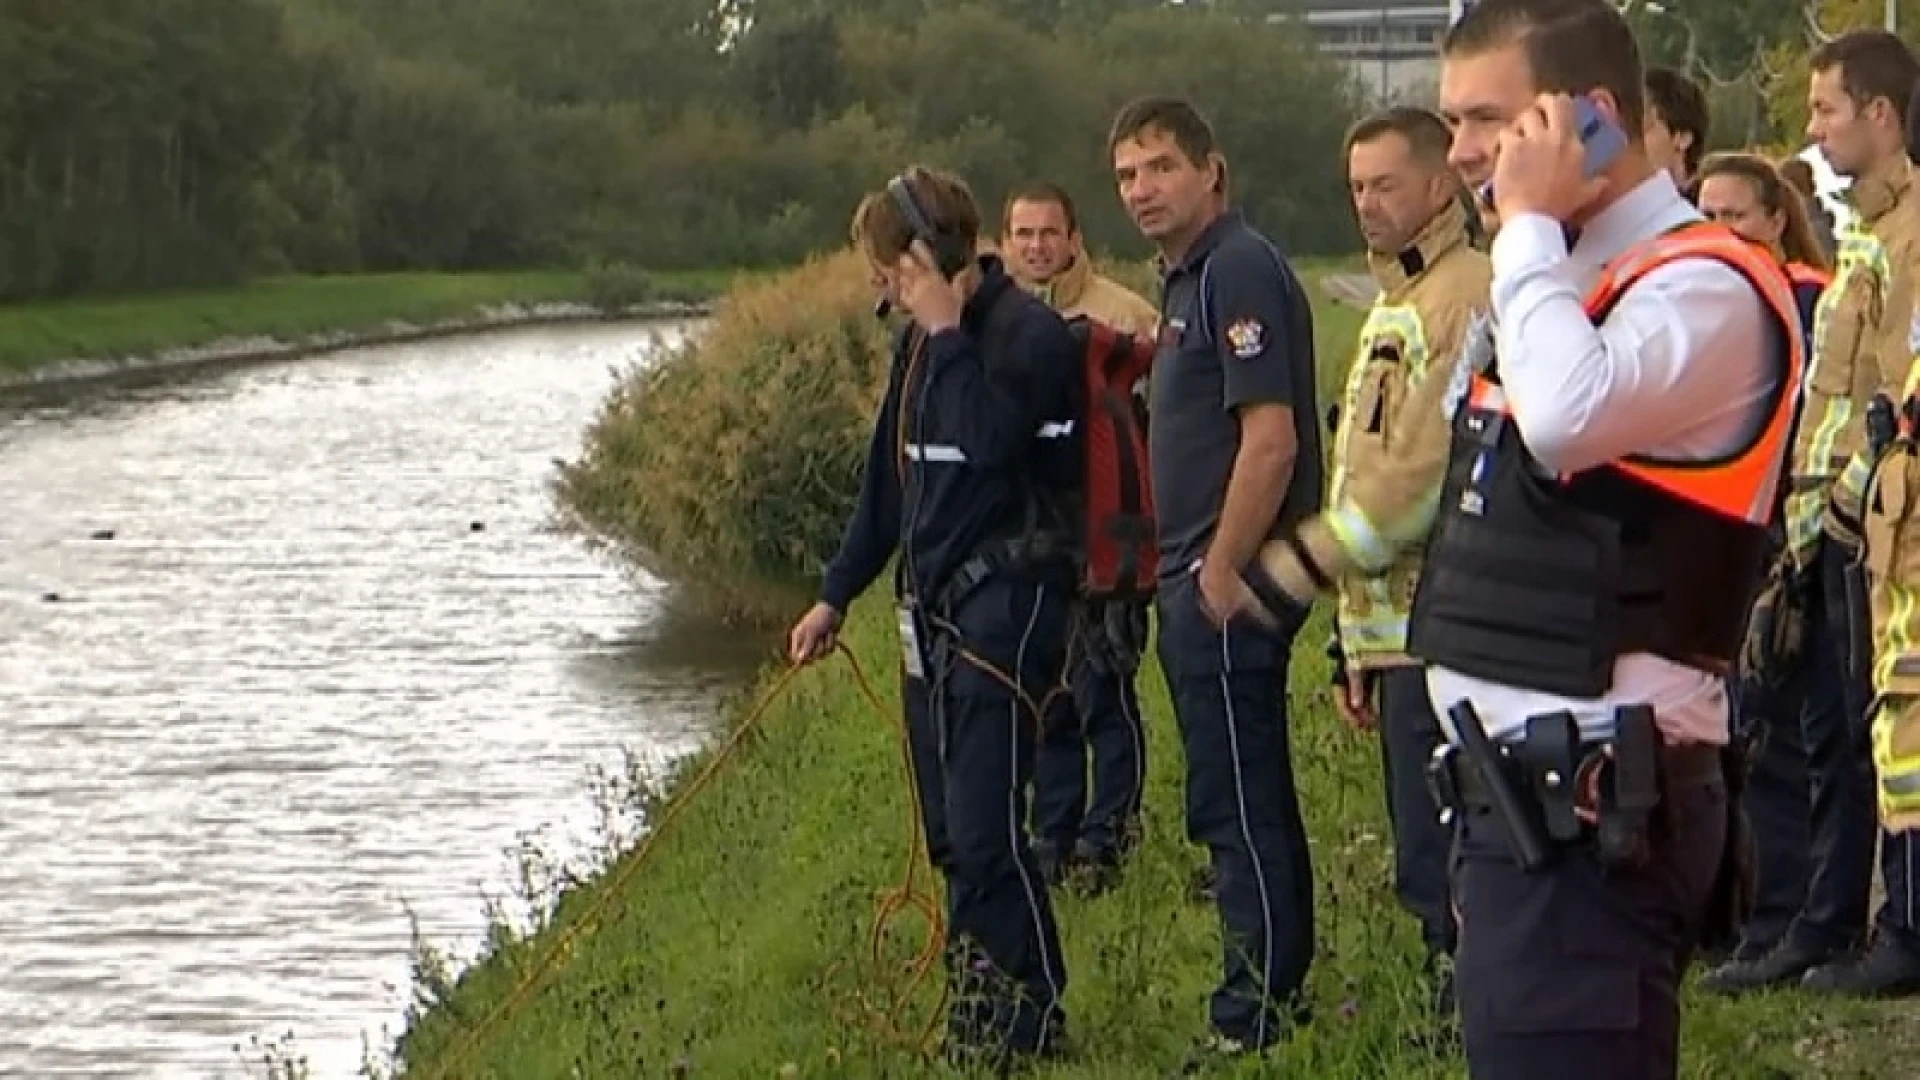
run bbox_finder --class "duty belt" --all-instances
[1450,739,1721,812]
[1430,701,1724,873]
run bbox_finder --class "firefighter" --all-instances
[785,166,1083,1067]
[1294,103,1492,1006]
[1819,30,1920,1001]
[1000,183,1158,893]
[1236,1,1803,1073]
[1719,30,1920,998]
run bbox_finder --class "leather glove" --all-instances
[1099,599,1150,676]
[1326,631,1349,690]
[1826,478,1866,557]
[1739,555,1812,691]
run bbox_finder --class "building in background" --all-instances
[1267,1,1451,104]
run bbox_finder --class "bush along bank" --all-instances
[390,596,1913,1078]
[0,265,727,389]
[552,249,1369,628]
[554,249,898,627]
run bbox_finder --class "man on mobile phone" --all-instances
[786,166,1084,1069]
[1237,1,1803,1073]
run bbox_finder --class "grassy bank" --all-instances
[391,263,1911,1077]
[0,268,740,374]
[392,598,1912,1079]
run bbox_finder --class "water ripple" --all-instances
[0,322,764,1078]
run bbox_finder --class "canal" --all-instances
[0,322,766,1077]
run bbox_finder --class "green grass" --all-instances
[390,598,1914,1080]
[388,272,1913,1079]
[0,268,735,373]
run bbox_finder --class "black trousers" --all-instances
[1756,542,1884,954]
[1156,571,1314,1048]
[900,576,1071,1056]
[1032,600,1149,859]
[1453,776,1727,1079]
[1375,666,1456,955]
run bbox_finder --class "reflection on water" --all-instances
[0,323,767,1078]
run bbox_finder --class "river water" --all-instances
[0,323,767,1078]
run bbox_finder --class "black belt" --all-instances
[934,531,1074,614]
[1454,739,1721,813]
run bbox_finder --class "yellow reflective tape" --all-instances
[1798,228,1889,480]
[1785,489,1829,561]
[1874,584,1919,695]
[1837,451,1875,508]
[1326,502,1394,573]
[1330,304,1428,506]
[1336,609,1410,656]
[1796,395,1856,484]
[1873,699,1920,817]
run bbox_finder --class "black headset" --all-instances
[886,169,973,279]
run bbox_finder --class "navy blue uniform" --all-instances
[1032,601,1150,877]
[1724,272,1822,960]
[1153,211,1322,1048]
[1709,266,1882,993]
[819,255,1081,1062]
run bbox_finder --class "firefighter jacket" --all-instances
[1025,255,1160,339]
[1855,281,1920,835]
[1258,198,1490,669]
[1406,223,1804,699]
[1792,156,1920,564]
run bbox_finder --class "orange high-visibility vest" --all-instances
[1466,221,1806,526]
[1786,261,1834,290]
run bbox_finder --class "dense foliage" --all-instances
[0,0,1374,302]
[553,251,898,624]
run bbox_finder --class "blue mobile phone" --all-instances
[1479,96,1627,206]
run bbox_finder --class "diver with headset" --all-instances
[787,165,1085,1067]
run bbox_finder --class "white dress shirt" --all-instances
[1427,170,1777,746]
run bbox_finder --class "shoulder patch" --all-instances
[1224,317,1267,359]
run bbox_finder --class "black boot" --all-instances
[1032,839,1068,889]
[1699,937,1849,996]
[1803,936,1920,998]
[1064,838,1122,898]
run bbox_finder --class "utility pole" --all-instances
[1889,0,1899,34]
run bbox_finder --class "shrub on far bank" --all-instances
[554,248,892,624]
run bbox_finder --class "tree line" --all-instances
[9,0,1911,304]
[0,0,1371,302]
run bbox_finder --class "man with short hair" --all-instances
[1800,29,1920,1000]
[1243,0,1804,1073]
[1001,183,1159,893]
[1003,184,1159,337]
[1645,65,1708,193]
[1316,103,1492,1011]
[1710,28,1920,999]
[786,165,1083,1067]
[1109,94,1322,1063]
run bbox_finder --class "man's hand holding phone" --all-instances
[1491,93,1619,226]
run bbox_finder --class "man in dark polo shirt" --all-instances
[1108,95,1322,1062]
